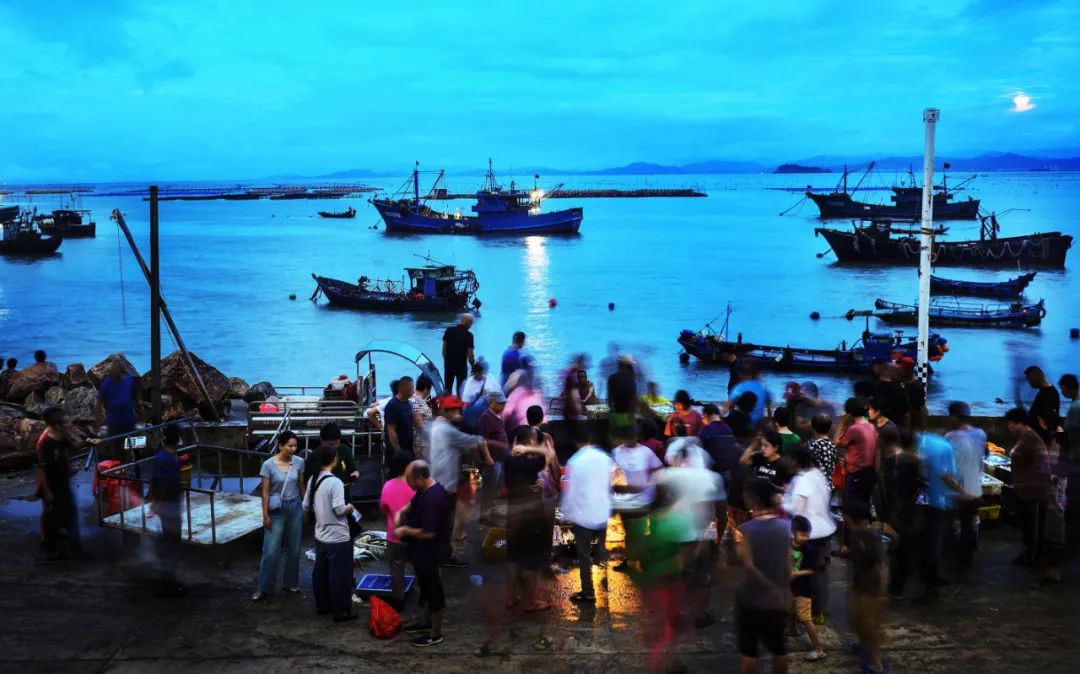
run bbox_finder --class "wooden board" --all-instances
[101,492,263,545]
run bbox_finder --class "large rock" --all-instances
[227,377,250,399]
[0,451,36,471]
[44,386,65,405]
[23,391,49,419]
[89,353,139,387]
[244,380,277,403]
[5,362,61,402]
[62,363,90,389]
[147,351,231,408]
[61,386,101,424]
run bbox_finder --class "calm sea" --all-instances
[2,172,1077,414]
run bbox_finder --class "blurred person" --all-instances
[561,425,615,603]
[502,369,544,436]
[384,376,416,458]
[442,313,475,396]
[305,443,357,622]
[867,397,898,444]
[379,451,415,609]
[1026,365,1061,445]
[612,426,663,572]
[664,389,703,438]
[899,358,925,429]
[500,331,526,387]
[665,426,711,469]
[364,379,399,432]
[944,402,987,571]
[526,405,562,570]
[874,425,903,538]
[0,357,17,398]
[476,390,510,527]
[792,381,837,430]
[784,446,836,625]
[700,403,737,469]
[916,432,968,600]
[789,516,826,661]
[504,426,557,612]
[729,364,773,425]
[873,364,910,430]
[559,355,589,425]
[607,355,638,442]
[887,430,924,599]
[726,391,758,441]
[1044,428,1068,583]
[837,398,878,516]
[727,477,791,674]
[429,395,490,567]
[253,430,306,601]
[1061,374,1080,447]
[576,368,598,405]
[97,359,140,460]
[411,374,435,456]
[150,423,185,597]
[37,407,88,561]
[845,500,889,674]
[462,358,499,406]
[740,429,791,493]
[771,406,800,455]
[395,460,454,647]
[1005,407,1053,571]
[641,480,695,671]
[640,380,671,408]
[805,414,838,480]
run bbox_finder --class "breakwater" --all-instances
[431,188,707,199]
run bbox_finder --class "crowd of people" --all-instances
[16,322,1080,671]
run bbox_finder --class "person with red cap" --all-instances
[428,394,491,568]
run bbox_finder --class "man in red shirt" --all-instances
[836,397,879,513]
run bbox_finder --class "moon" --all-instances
[1012,93,1036,112]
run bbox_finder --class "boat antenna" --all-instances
[851,161,875,194]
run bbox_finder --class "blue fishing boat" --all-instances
[870,297,1046,328]
[371,161,583,235]
[930,272,1036,298]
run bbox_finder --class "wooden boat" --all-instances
[871,298,1045,328]
[36,209,96,238]
[815,216,1072,268]
[806,163,980,220]
[0,218,62,255]
[312,259,479,313]
[0,205,19,223]
[317,207,356,219]
[930,272,1036,298]
[677,308,947,374]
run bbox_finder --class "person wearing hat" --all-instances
[476,390,510,527]
[944,402,987,571]
[429,394,491,567]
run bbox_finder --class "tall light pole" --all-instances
[917,108,939,383]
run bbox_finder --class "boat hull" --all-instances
[0,206,19,223]
[873,298,1045,329]
[807,192,980,220]
[930,272,1036,298]
[373,200,582,235]
[38,222,96,238]
[816,228,1072,268]
[0,233,63,255]
[312,275,470,313]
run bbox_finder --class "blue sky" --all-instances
[1,0,1077,180]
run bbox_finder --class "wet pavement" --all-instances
[1,469,1079,673]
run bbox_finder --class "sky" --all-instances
[1,0,1078,181]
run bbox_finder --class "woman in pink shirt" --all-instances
[379,452,415,608]
[503,370,545,435]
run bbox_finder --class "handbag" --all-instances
[267,463,292,512]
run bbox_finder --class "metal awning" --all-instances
[354,340,444,396]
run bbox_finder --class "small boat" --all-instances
[806,163,980,220]
[0,205,19,223]
[677,308,947,374]
[815,216,1072,268]
[371,160,583,235]
[931,272,1036,298]
[1,216,63,255]
[870,298,1046,329]
[36,209,96,238]
[317,207,356,219]
[312,258,480,313]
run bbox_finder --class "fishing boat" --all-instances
[0,205,19,223]
[311,258,480,313]
[815,216,1072,268]
[931,272,1036,298]
[317,206,356,219]
[869,298,1046,329]
[371,160,583,235]
[36,209,97,238]
[806,163,980,220]
[677,309,948,374]
[0,215,63,255]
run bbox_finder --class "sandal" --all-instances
[251,591,267,602]
[805,649,827,662]
[525,600,552,613]
[284,586,301,594]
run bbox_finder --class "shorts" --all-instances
[792,596,812,623]
[736,607,788,658]
[414,563,446,613]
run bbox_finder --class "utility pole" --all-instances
[917,108,939,383]
[150,186,162,423]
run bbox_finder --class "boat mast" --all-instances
[413,161,420,207]
[842,165,847,194]
[916,108,939,385]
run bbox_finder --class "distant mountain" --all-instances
[592,162,685,175]
[680,159,766,173]
[788,152,1080,173]
[774,163,830,174]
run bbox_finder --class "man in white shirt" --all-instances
[945,401,988,570]
[612,428,663,572]
[561,427,615,603]
[304,444,357,622]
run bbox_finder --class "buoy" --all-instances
[810,311,820,320]
[608,302,615,311]
[679,352,690,363]
[1071,328,1079,339]
[289,293,296,300]
[548,298,557,308]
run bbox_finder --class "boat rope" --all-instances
[778,195,807,216]
[116,224,127,327]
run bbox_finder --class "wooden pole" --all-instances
[150,186,162,424]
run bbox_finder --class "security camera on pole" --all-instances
[916,108,939,383]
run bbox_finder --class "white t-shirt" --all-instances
[561,445,615,530]
[665,437,712,469]
[656,466,726,542]
[305,470,350,544]
[613,444,663,504]
[461,374,501,405]
[784,468,836,540]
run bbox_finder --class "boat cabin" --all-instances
[401,265,469,298]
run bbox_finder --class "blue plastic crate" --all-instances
[355,573,414,597]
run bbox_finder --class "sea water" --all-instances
[1,172,1077,414]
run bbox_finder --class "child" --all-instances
[845,500,889,674]
[790,516,827,661]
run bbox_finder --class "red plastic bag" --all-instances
[368,596,401,638]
